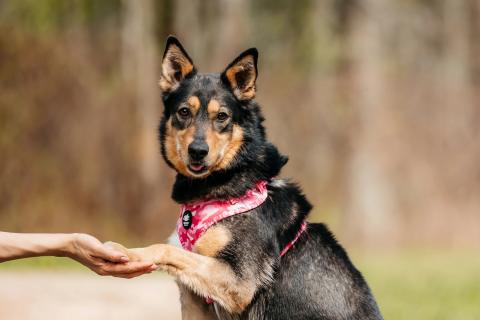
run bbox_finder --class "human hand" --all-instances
[65,233,157,278]
[104,241,168,266]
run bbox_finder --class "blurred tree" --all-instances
[121,0,160,185]
[0,0,479,248]
[345,0,399,246]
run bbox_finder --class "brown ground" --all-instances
[0,271,181,320]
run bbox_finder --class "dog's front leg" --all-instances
[106,241,219,319]
[128,244,257,315]
[177,282,217,320]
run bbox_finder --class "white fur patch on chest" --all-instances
[167,230,182,248]
[269,178,287,188]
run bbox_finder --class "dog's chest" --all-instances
[193,224,232,257]
[168,225,232,257]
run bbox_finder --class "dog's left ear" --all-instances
[159,36,196,93]
[221,48,258,101]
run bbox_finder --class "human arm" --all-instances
[0,232,157,278]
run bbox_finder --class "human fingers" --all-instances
[113,270,156,279]
[92,243,130,263]
[98,261,157,276]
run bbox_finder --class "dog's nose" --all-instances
[188,141,209,161]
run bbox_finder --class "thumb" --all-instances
[94,243,130,263]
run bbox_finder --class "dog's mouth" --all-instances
[187,162,209,176]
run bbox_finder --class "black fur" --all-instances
[158,36,383,320]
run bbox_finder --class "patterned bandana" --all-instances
[177,180,269,251]
[175,179,307,304]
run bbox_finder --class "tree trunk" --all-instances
[346,0,398,246]
[122,0,160,185]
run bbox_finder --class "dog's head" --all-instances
[159,36,261,179]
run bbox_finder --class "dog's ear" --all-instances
[221,48,258,101]
[159,36,196,93]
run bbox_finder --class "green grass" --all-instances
[0,256,83,270]
[1,251,479,319]
[354,251,480,320]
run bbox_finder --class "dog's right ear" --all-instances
[159,36,196,93]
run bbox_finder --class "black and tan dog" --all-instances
[109,36,383,320]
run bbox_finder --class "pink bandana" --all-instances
[175,179,307,304]
[177,180,269,251]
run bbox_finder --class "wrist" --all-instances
[55,233,77,257]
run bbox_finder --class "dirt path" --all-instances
[0,271,181,320]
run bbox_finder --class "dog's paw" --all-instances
[132,244,169,265]
[104,241,143,262]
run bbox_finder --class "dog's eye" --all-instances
[216,112,229,121]
[177,107,191,118]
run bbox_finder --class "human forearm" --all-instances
[0,232,73,262]
[0,232,157,278]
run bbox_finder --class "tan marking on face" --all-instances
[207,99,220,114]
[212,124,244,170]
[187,96,201,115]
[164,119,194,176]
[165,99,244,177]
[159,44,194,92]
[204,127,227,170]
[193,225,231,257]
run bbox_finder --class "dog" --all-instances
[108,36,383,320]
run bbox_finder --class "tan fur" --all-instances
[224,56,256,100]
[108,242,256,314]
[207,99,220,114]
[193,225,231,257]
[164,119,194,177]
[164,97,244,177]
[177,123,196,149]
[203,123,244,172]
[188,96,201,115]
[213,124,244,170]
[159,44,194,92]
[177,283,216,320]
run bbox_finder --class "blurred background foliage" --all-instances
[1,0,479,248]
[1,0,480,318]
[1,0,480,246]
[0,0,480,247]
